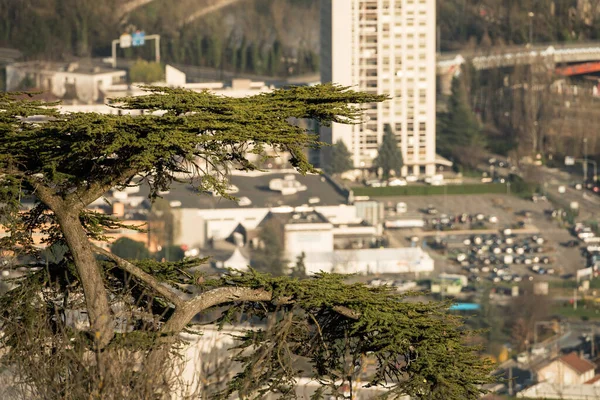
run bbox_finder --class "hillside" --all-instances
[0,0,320,77]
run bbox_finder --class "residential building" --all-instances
[518,381,600,400]
[536,352,596,386]
[320,0,437,176]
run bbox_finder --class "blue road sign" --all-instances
[132,31,145,47]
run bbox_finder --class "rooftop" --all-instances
[585,374,600,384]
[286,211,330,225]
[560,352,596,375]
[9,61,125,76]
[304,247,431,264]
[139,171,348,210]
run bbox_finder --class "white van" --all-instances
[396,202,408,214]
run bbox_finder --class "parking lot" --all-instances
[381,194,586,279]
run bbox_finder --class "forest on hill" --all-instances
[1,0,600,77]
[0,0,319,77]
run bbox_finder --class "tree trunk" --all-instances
[55,209,114,349]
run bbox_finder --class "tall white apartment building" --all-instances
[320,0,437,176]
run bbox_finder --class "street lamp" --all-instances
[584,138,589,184]
[528,12,535,45]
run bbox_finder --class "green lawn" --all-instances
[553,303,600,320]
[352,182,537,197]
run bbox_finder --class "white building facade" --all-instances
[320,0,437,176]
[6,61,126,104]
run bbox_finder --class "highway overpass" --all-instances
[437,41,600,94]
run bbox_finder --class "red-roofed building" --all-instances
[585,374,600,385]
[537,352,596,385]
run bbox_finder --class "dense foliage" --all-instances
[110,237,150,260]
[323,140,354,175]
[374,124,404,180]
[437,75,484,169]
[438,0,600,51]
[129,60,165,83]
[251,217,287,276]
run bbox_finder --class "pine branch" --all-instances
[93,245,184,308]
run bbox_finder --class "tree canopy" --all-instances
[374,124,404,180]
[110,237,150,260]
[438,75,484,169]
[251,217,287,276]
[129,60,165,84]
[0,86,493,399]
[324,140,354,175]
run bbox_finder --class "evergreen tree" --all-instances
[194,35,203,66]
[237,38,248,72]
[154,245,185,262]
[246,42,256,72]
[229,45,238,73]
[438,75,483,168]
[290,252,308,279]
[110,237,150,260]
[0,86,493,399]
[129,60,164,83]
[374,124,404,180]
[251,218,286,276]
[267,49,276,76]
[443,76,482,148]
[324,140,353,175]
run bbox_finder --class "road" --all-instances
[486,160,600,220]
[537,166,600,221]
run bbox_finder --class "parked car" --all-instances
[366,179,384,187]
[426,206,438,215]
[517,352,529,363]
[388,178,407,187]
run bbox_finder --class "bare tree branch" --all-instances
[162,288,362,334]
[332,306,360,320]
[162,287,273,333]
[66,167,139,210]
[93,245,184,308]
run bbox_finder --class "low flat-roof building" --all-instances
[6,61,126,104]
[303,247,434,276]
